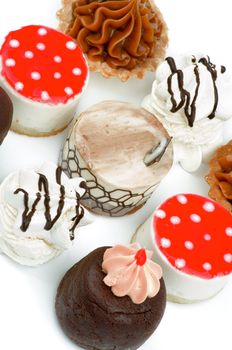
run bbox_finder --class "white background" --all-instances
[0,0,231,349]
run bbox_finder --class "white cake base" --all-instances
[132,217,230,303]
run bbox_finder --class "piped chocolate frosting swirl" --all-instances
[66,0,167,70]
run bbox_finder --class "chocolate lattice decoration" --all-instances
[60,136,155,217]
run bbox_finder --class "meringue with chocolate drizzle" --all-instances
[142,54,232,172]
[0,162,91,266]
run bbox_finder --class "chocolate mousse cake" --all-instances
[60,100,173,216]
[0,87,13,144]
[55,244,166,350]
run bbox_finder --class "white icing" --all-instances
[177,195,188,204]
[155,209,166,219]
[190,214,201,223]
[133,216,230,302]
[170,216,181,224]
[184,241,194,250]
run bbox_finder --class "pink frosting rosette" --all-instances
[102,243,163,304]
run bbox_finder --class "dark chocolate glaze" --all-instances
[0,87,13,144]
[166,56,223,127]
[221,65,226,74]
[144,136,172,166]
[55,247,166,350]
[14,188,41,232]
[14,167,86,239]
[69,182,87,240]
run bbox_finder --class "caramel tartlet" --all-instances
[58,0,168,81]
[206,140,232,212]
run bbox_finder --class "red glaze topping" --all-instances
[153,194,232,279]
[135,248,147,266]
[0,25,88,104]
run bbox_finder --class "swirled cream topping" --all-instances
[143,55,232,129]
[0,162,90,266]
[67,0,166,70]
[102,243,163,304]
[142,54,232,171]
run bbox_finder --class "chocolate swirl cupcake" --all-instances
[58,0,168,81]
[206,140,232,212]
[56,244,166,349]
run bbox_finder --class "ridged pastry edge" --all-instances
[57,0,168,81]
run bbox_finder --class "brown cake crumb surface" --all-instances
[206,140,232,212]
[55,247,166,350]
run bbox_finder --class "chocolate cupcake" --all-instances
[56,244,166,350]
[0,87,13,144]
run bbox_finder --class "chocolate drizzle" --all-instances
[14,167,86,240]
[198,56,218,120]
[14,189,41,232]
[144,136,172,166]
[69,182,87,240]
[166,56,224,127]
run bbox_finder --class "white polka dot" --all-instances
[72,67,82,76]
[64,87,74,96]
[184,241,194,250]
[224,254,232,263]
[66,41,77,50]
[204,233,212,241]
[25,50,34,59]
[177,195,188,204]
[38,28,47,36]
[31,71,41,80]
[41,91,50,101]
[203,262,212,271]
[9,39,20,48]
[36,43,46,51]
[170,216,181,225]
[203,202,215,212]
[5,58,16,67]
[175,259,186,269]
[155,209,166,219]
[54,72,61,79]
[225,227,232,237]
[54,55,62,63]
[15,82,24,91]
[161,238,171,248]
[190,214,201,223]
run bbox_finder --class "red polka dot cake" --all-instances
[0,25,88,136]
[133,193,232,303]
